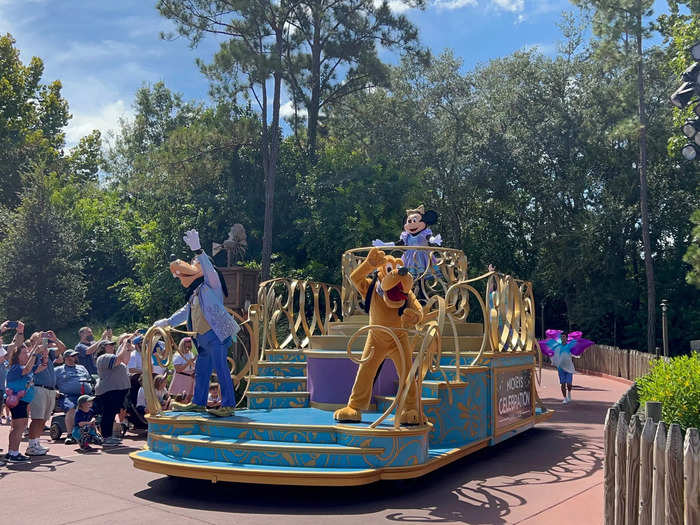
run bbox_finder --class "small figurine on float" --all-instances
[154,229,240,417]
[539,330,593,404]
[373,205,442,277]
[334,247,424,425]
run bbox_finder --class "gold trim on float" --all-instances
[246,392,310,397]
[374,395,440,406]
[249,376,308,382]
[303,350,363,359]
[310,401,377,411]
[145,414,431,437]
[130,438,489,486]
[494,416,537,437]
[150,433,385,455]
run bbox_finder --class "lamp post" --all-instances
[540,301,544,339]
[660,299,669,358]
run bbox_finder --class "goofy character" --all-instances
[154,229,240,417]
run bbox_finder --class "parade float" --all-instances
[130,236,552,486]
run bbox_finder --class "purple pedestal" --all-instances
[307,356,398,406]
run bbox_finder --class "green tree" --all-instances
[158,0,300,281]
[284,0,424,158]
[570,0,658,352]
[0,165,88,328]
[0,34,70,208]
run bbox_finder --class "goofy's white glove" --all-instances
[154,319,169,328]
[183,229,201,251]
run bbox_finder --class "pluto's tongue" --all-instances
[386,284,407,302]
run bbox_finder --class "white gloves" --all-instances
[429,234,443,246]
[183,229,201,251]
[154,319,169,328]
[372,239,395,247]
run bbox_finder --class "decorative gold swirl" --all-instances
[257,278,342,351]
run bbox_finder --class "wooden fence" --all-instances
[603,388,700,524]
[575,345,660,381]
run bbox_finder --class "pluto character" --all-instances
[334,247,424,425]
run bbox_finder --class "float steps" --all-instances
[247,391,310,409]
[247,376,307,392]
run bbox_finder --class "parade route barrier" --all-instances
[603,402,699,524]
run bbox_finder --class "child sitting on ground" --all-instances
[136,374,171,413]
[154,374,170,410]
[72,394,104,451]
[207,383,221,408]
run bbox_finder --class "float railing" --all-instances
[256,278,342,354]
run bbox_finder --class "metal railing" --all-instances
[257,278,342,354]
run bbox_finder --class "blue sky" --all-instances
[0,0,670,147]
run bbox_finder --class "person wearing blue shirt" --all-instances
[27,330,66,456]
[0,320,25,425]
[5,341,46,462]
[74,326,109,377]
[71,395,103,451]
[55,350,93,445]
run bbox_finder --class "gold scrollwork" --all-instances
[257,278,342,351]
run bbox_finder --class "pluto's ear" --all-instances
[422,210,438,225]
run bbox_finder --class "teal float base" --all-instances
[130,405,552,486]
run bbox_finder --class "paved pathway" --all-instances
[0,368,628,524]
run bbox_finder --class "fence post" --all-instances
[616,412,629,525]
[605,407,620,525]
[638,417,656,525]
[645,401,662,423]
[626,415,642,525]
[684,428,699,525]
[652,421,667,525]
[665,423,683,525]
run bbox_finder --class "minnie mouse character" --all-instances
[373,205,442,276]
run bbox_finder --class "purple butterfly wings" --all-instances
[538,330,594,357]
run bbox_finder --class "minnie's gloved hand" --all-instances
[183,229,201,251]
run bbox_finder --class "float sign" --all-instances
[495,368,533,430]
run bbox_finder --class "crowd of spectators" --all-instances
[0,321,198,464]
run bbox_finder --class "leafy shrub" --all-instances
[637,352,700,430]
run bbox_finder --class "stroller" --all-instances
[121,373,149,435]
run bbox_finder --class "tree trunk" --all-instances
[260,28,285,281]
[307,6,322,160]
[636,7,656,353]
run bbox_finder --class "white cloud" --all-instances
[433,0,478,10]
[492,0,524,12]
[279,100,308,120]
[65,99,133,147]
[54,39,163,64]
[524,42,557,55]
[374,0,414,13]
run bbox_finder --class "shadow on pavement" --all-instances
[133,426,602,524]
[1,453,74,477]
[541,399,615,426]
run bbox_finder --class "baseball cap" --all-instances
[77,394,95,405]
[63,349,78,358]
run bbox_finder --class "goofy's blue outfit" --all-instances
[165,252,240,408]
